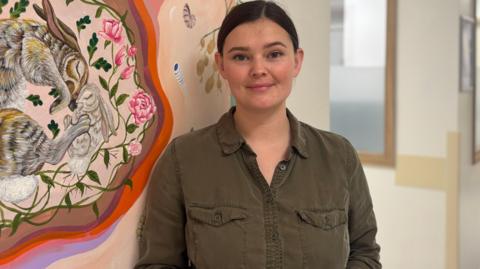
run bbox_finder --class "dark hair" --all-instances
[217,0,299,54]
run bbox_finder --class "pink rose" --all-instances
[128,91,157,125]
[120,65,135,80]
[127,45,137,57]
[115,46,126,66]
[99,19,123,44]
[128,140,142,156]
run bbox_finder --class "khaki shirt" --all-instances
[136,108,381,269]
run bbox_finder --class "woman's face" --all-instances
[215,18,304,113]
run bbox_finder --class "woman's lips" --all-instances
[246,83,274,91]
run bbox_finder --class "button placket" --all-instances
[240,148,284,268]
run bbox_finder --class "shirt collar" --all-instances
[216,107,309,158]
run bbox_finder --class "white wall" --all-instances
[397,1,459,157]
[282,0,330,130]
[366,167,446,269]
[367,0,459,267]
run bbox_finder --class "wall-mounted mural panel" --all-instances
[0,0,235,267]
[0,0,173,267]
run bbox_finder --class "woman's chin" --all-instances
[236,101,286,113]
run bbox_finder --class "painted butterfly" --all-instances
[183,3,196,29]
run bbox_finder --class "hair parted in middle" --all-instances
[217,0,299,54]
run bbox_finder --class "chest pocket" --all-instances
[296,209,349,269]
[187,205,248,269]
[297,209,346,230]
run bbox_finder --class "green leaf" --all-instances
[120,10,128,21]
[110,82,118,98]
[99,76,108,91]
[48,88,60,98]
[116,94,129,106]
[65,193,72,210]
[47,120,60,139]
[26,94,43,106]
[86,170,101,185]
[76,15,91,34]
[95,6,103,18]
[76,182,85,195]
[9,0,29,19]
[104,40,111,49]
[126,124,137,134]
[9,213,22,236]
[40,174,55,188]
[89,33,99,47]
[87,47,97,64]
[103,149,110,168]
[124,178,133,190]
[66,0,74,5]
[92,57,112,72]
[92,202,99,218]
[47,120,58,130]
[87,33,98,64]
[122,146,129,163]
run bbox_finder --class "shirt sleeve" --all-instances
[135,140,189,269]
[343,139,382,269]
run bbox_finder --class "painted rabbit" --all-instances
[0,0,88,114]
[0,108,90,203]
[64,83,116,176]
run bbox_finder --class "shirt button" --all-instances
[272,231,279,241]
[214,212,222,223]
[279,163,287,171]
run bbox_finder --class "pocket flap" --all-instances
[297,209,346,230]
[188,206,247,226]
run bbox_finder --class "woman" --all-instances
[135,1,381,268]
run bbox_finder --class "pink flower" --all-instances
[98,19,123,44]
[120,65,135,79]
[128,140,142,156]
[115,46,126,66]
[128,91,157,125]
[127,45,137,57]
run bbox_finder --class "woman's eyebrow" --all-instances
[264,41,287,49]
[226,41,287,54]
[227,46,249,53]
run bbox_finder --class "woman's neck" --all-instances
[233,105,290,146]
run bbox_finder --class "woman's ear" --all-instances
[214,52,226,78]
[293,48,304,77]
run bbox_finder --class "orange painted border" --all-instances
[0,0,173,264]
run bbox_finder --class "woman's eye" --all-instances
[232,54,249,61]
[268,51,284,59]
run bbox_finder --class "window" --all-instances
[330,0,396,165]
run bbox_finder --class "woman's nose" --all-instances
[250,58,267,78]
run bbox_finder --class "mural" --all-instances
[0,0,236,268]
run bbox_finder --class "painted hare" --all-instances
[65,83,116,176]
[0,0,88,114]
[0,108,90,203]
